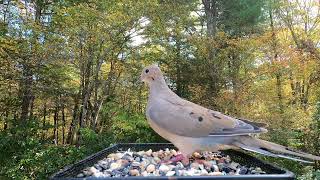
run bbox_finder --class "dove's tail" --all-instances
[234,136,320,163]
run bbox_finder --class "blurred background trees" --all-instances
[0,0,319,179]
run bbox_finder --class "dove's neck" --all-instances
[149,77,175,98]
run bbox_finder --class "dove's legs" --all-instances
[165,154,190,165]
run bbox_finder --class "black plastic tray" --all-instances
[50,143,295,180]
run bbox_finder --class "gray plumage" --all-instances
[141,65,320,163]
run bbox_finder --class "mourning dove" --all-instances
[141,64,320,163]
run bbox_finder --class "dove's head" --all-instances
[140,65,164,84]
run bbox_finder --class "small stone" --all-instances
[76,173,84,178]
[179,169,187,176]
[186,170,194,176]
[89,167,99,174]
[153,169,160,176]
[218,158,225,164]
[154,156,161,164]
[166,170,175,176]
[131,161,141,167]
[122,155,134,162]
[209,171,222,176]
[171,149,178,156]
[212,164,219,172]
[141,171,149,176]
[152,152,158,157]
[203,161,212,169]
[103,169,112,175]
[145,149,152,156]
[107,153,115,159]
[193,152,202,158]
[228,162,239,170]
[238,167,248,175]
[190,162,200,169]
[252,167,266,174]
[110,162,121,170]
[93,172,104,177]
[159,164,170,174]
[176,162,184,169]
[200,169,209,176]
[225,156,231,163]
[83,170,92,176]
[165,148,170,154]
[163,155,171,161]
[135,157,141,162]
[102,172,111,177]
[221,166,231,173]
[146,164,156,173]
[129,169,140,176]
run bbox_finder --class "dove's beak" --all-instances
[140,74,145,82]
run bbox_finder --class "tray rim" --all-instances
[50,143,295,180]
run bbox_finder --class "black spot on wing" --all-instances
[212,113,221,119]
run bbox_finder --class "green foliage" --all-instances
[110,111,165,143]
[1,0,320,179]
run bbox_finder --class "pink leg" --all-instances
[161,154,190,165]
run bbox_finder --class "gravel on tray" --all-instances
[76,148,266,178]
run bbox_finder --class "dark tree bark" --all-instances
[53,105,59,145]
[269,4,284,113]
[202,0,218,37]
[61,102,66,144]
[41,103,47,140]
[66,94,80,144]
[20,66,33,121]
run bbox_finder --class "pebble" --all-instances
[171,149,178,156]
[176,162,184,169]
[135,157,141,162]
[193,152,202,158]
[210,171,223,176]
[229,162,239,170]
[200,169,209,175]
[129,169,140,176]
[76,173,84,178]
[190,162,200,169]
[238,167,248,175]
[141,171,148,176]
[145,149,153,156]
[77,149,266,178]
[159,164,170,173]
[146,164,156,173]
[109,162,121,170]
[166,170,175,176]
[212,164,219,172]
[154,156,161,164]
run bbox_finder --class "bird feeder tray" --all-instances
[50,143,294,180]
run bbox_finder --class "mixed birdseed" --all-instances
[76,148,266,178]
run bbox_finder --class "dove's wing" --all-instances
[147,96,267,138]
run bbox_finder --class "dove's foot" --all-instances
[170,154,185,162]
[162,154,190,165]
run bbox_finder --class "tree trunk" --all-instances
[53,105,59,145]
[42,103,46,140]
[62,102,66,144]
[20,66,33,121]
[269,4,284,114]
[202,0,217,38]
[66,95,80,144]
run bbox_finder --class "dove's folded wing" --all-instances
[147,97,267,138]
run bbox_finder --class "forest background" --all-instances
[1,0,320,179]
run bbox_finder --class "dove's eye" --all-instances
[145,69,149,73]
